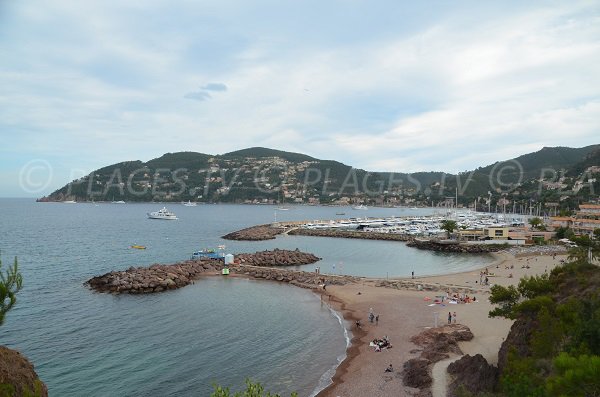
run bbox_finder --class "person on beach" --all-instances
[385,364,393,373]
[411,271,414,279]
[369,312,375,323]
[452,311,457,324]
[375,314,379,324]
[448,312,452,324]
[355,320,361,329]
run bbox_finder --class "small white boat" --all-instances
[63,200,77,204]
[183,200,197,207]
[353,204,368,210]
[276,206,289,211]
[111,200,126,204]
[147,207,178,220]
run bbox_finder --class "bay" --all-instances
[0,199,493,396]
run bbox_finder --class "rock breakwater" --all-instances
[86,249,331,294]
[86,259,222,294]
[406,240,507,253]
[235,248,320,266]
[288,228,412,241]
[222,224,285,241]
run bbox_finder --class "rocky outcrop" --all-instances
[222,224,285,241]
[447,354,499,397]
[234,249,320,266]
[497,316,536,373]
[402,324,474,395]
[406,240,507,253]
[288,228,412,242]
[0,346,48,397]
[403,358,432,389]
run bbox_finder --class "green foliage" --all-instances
[517,274,554,299]
[554,226,575,240]
[488,285,521,319]
[546,353,600,397]
[528,217,544,230]
[211,380,297,397]
[531,306,564,358]
[440,220,458,238]
[0,380,44,397]
[496,259,600,396]
[500,350,546,397]
[0,255,23,326]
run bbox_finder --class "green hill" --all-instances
[38,145,599,206]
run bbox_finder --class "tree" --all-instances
[546,353,600,397]
[528,217,544,230]
[0,255,23,326]
[440,220,458,239]
[568,235,600,264]
[211,380,297,397]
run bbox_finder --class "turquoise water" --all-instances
[0,200,493,396]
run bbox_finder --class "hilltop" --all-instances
[39,145,600,211]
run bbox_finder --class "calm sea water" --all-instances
[0,199,493,396]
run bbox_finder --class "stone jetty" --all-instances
[86,259,222,294]
[221,224,285,241]
[86,249,331,294]
[235,248,320,266]
[288,228,412,242]
[406,239,507,253]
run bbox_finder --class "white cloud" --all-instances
[0,0,599,196]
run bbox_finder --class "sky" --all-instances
[1,0,599,197]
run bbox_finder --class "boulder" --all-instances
[447,354,498,397]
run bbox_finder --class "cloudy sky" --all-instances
[1,0,599,196]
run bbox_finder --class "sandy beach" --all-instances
[316,249,567,397]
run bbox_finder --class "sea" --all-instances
[0,199,494,396]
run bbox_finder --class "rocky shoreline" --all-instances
[86,249,347,294]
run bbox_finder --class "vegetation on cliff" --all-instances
[0,255,22,326]
[0,256,47,397]
[486,250,600,396]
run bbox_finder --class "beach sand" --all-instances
[316,251,566,397]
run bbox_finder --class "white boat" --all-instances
[353,204,368,210]
[183,200,197,207]
[63,200,76,204]
[276,206,289,211]
[111,200,126,204]
[147,207,178,220]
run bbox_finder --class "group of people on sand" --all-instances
[446,292,477,304]
[371,336,392,352]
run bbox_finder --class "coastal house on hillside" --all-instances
[572,203,600,236]
[549,203,600,237]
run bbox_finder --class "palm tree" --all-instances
[441,220,458,239]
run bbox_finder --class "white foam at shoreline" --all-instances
[309,303,352,397]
